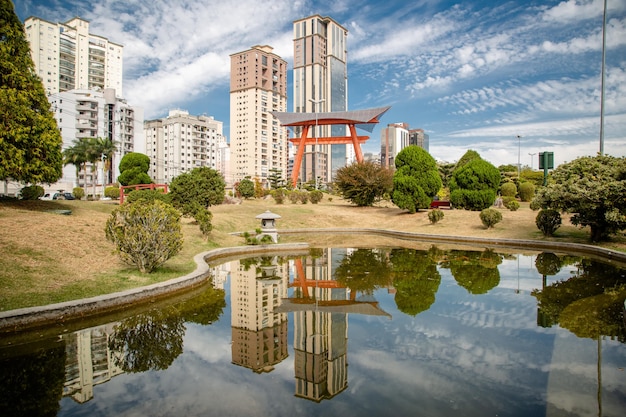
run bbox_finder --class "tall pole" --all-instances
[599,0,607,155]
[529,152,537,170]
[517,135,521,178]
[309,98,325,189]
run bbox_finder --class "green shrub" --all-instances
[105,185,120,199]
[506,200,520,211]
[502,196,515,206]
[535,209,562,236]
[272,188,287,204]
[428,209,444,224]
[309,190,323,204]
[105,200,183,273]
[192,205,213,238]
[530,198,542,211]
[500,182,517,198]
[288,190,300,204]
[518,182,535,202]
[125,189,171,205]
[73,187,85,200]
[299,191,309,204]
[20,185,44,200]
[480,208,503,229]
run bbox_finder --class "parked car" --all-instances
[39,192,60,200]
[62,192,75,200]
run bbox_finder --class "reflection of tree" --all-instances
[532,259,626,342]
[334,248,393,294]
[109,307,185,373]
[444,249,502,294]
[389,248,441,316]
[175,286,226,326]
[535,252,561,276]
[0,342,66,417]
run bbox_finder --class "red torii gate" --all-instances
[272,106,390,187]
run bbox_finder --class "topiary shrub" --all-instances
[309,190,323,204]
[428,209,444,224]
[518,182,535,202]
[500,182,517,198]
[480,208,503,229]
[125,189,171,205]
[105,185,120,199]
[530,198,542,211]
[288,190,300,204]
[20,185,44,200]
[506,200,520,211]
[73,187,85,200]
[105,199,183,273]
[299,191,309,204]
[272,188,287,204]
[535,209,562,236]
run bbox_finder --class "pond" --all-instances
[1,244,625,417]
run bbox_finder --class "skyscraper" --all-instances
[293,15,348,185]
[24,16,123,97]
[229,45,288,188]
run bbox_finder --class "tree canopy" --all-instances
[531,154,626,242]
[334,160,393,206]
[0,0,63,184]
[169,166,225,215]
[391,145,442,213]
[449,153,500,211]
[118,152,152,186]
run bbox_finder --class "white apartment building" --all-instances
[293,15,349,184]
[47,88,143,195]
[229,45,288,188]
[381,123,410,169]
[144,110,227,184]
[24,16,123,97]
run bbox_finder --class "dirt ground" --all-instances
[1,196,624,309]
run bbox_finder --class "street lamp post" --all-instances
[517,135,522,178]
[309,98,325,189]
[529,152,537,170]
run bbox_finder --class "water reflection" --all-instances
[0,245,625,416]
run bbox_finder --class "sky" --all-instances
[15,0,626,168]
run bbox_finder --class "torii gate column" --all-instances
[291,125,310,188]
[349,124,364,163]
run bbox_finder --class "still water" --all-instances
[1,245,625,417]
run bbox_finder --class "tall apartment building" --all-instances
[24,16,123,97]
[381,123,430,169]
[144,110,227,184]
[48,88,143,194]
[293,15,348,184]
[229,45,288,188]
[409,128,429,152]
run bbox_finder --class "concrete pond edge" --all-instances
[2,228,625,334]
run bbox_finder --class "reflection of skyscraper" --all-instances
[291,249,348,401]
[230,258,289,373]
[62,323,123,403]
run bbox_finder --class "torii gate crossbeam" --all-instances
[272,106,390,187]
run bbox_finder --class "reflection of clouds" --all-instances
[183,323,231,363]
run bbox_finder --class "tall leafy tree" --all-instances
[63,138,90,189]
[95,136,118,184]
[532,154,626,242]
[0,0,63,184]
[391,145,442,213]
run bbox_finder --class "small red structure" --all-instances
[119,183,169,204]
[272,107,390,187]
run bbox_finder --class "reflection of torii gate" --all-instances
[276,259,391,318]
[272,106,391,187]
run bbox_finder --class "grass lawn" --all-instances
[1,196,624,311]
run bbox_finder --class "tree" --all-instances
[117,152,152,186]
[455,149,481,169]
[236,177,255,199]
[391,146,442,213]
[105,199,183,273]
[449,156,500,211]
[268,168,285,189]
[169,166,225,215]
[437,161,455,188]
[334,160,393,206]
[95,137,118,184]
[531,154,626,242]
[63,139,90,189]
[0,0,63,184]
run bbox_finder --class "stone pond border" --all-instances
[1,228,625,334]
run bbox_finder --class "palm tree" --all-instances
[63,138,90,189]
[95,137,118,185]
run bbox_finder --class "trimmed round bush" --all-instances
[20,185,44,200]
[105,185,120,199]
[500,182,517,198]
[535,209,562,236]
[506,200,520,211]
[73,187,85,200]
[428,209,444,224]
[271,188,287,204]
[519,182,535,202]
[529,198,542,211]
[309,190,323,204]
[480,208,503,229]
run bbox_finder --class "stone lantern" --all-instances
[255,210,281,243]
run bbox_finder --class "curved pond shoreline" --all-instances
[1,228,625,335]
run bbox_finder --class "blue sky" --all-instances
[15,0,626,168]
